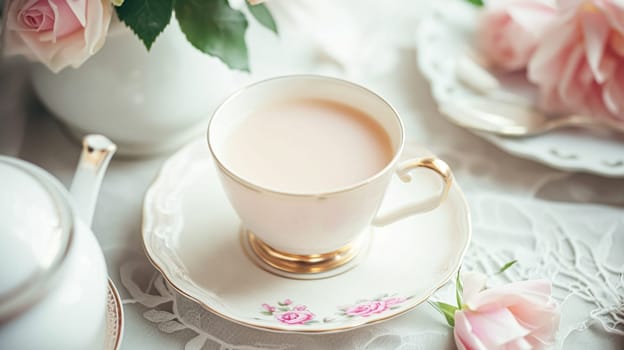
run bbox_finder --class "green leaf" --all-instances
[175,0,249,71]
[455,268,463,309]
[498,260,518,274]
[260,311,272,316]
[246,2,278,34]
[465,0,484,6]
[428,301,457,327]
[116,0,173,50]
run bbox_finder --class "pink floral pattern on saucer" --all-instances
[260,299,317,325]
[339,295,409,318]
[259,294,411,325]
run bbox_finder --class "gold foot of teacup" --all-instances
[241,230,371,280]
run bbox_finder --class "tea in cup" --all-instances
[207,75,452,276]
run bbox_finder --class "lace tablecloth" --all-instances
[2,0,623,349]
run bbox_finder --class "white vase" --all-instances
[31,19,249,156]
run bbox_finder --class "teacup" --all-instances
[207,75,452,275]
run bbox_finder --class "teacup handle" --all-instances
[372,157,453,226]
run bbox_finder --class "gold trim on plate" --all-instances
[106,278,124,350]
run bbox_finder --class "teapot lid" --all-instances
[0,157,73,318]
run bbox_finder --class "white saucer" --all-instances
[142,139,471,333]
[105,278,124,350]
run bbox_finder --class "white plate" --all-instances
[142,139,471,333]
[416,1,624,177]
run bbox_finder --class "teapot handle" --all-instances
[69,135,116,227]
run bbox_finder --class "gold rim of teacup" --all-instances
[207,75,405,198]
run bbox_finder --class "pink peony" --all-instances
[528,0,624,122]
[344,300,388,317]
[3,0,113,73]
[454,272,560,350]
[274,309,315,325]
[478,0,557,71]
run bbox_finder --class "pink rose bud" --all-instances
[261,303,275,313]
[454,272,560,350]
[3,0,114,72]
[528,0,624,122]
[283,298,293,305]
[478,0,556,71]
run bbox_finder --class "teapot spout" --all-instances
[69,135,117,227]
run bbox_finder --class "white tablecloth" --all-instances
[1,1,623,349]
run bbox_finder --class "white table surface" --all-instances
[1,1,623,349]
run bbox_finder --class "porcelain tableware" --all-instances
[142,139,471,333]
[0,135,120,349]
[450,55,624,136]
[208,75,454,276]
[417,1,624,176]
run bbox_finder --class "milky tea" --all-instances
[223,98,394,193]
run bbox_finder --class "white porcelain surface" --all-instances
[208,76,450,255]
[142,139,471,333]
[30,19,249,156]
[416,1,624,177]
[0,161,62,294]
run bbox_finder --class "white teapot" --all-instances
[0,135,116,349]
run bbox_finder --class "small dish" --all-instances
[416,1,624,177]
[105,278,124,350]
[142,139,471,333]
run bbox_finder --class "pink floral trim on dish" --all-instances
[339,294,410,318]
[257,294,411,326]
[260,299,317,325]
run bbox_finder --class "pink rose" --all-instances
[478,0,556,71]
[274,310,315,325]
[3,0,113,73]
[293,305,307,311]
[528,0,624,122]
[454,272,560,350]
[344,300,388,317]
